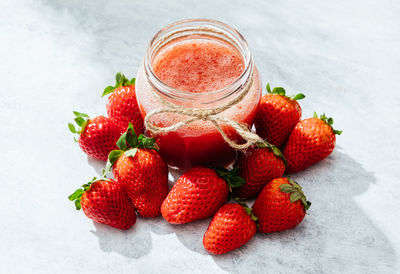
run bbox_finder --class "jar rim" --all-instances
[144,18,254,103]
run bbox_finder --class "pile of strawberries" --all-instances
[68,73,341,255]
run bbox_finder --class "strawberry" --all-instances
[161,166,245,224]
[68,111,122,161]
[254,84,305,148]
[203,203,257,255]
[234,142,286,199]
[102,72,144,135]
[283,113,342,173]
[106,123,168,218]
[68,177,136,230]
[252,177,311,233]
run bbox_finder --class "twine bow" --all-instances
[144,74,263,150]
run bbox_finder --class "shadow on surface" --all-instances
[91,149,396,272]
[149,217,211,256]
[91,221,152,259]
[210,149,396,273]
[87,156,106,177]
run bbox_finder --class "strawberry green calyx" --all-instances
[68,177,110,210]
[212,166,246,190]
[266,83,305,101]
[279,177,311,210]
[102,72,136,97]
[234,198,258,222]
[313,112,343,135]
[104,123,157,175]
[256,141,287,166]
[68,111,90,141]
[116,122,157,151]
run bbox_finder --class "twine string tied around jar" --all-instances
[144,75,264,150]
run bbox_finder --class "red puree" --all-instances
[153,38,245,93]
[139,38,260,169]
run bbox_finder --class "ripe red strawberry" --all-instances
[203,203,257,255]
[252,177,311,233]
[102,72,144,135]
[234,142,286,199]
[254,84,305,148]
[161,166,245,224]
[68,177,136,230]
[106,123,168,218]
[283,113,342,173]
[68,111,122,161]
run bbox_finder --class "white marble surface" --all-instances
[1,0,400,273]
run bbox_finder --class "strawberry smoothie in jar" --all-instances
[135,19,261,169]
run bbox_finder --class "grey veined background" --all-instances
[0,0,399,273]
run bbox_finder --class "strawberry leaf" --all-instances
[124,148,138,158]
[68,189,84,202]
[283,177,311,211]
[234,198,258,222]
[68,123,76,133]
[272,87,286,96]
[250,214,258,222]
[126,133,138,147]
[125,123,138,148]
[266,83,272,93]
[104,150,124,175]
[291,93,306,100]
[108,149,124,165]
[74,199,82,210]
[290,192,302,203]
[69,111,89,137]
[73,111,89,118]
[229,175,246,188]
[279,184,296,193]
[138,134,157,150]
[102,86,115,97]
[213,166,245,189]
[314,112,343,136]
[115,122,157,151]
[115,72,122,85]
[102,73,136,97]
[333,129,343,135]
[120,75,131,86]
[68,177,98,210]
[288,179,301,189]
[116,72,132,87]
[301,196,307,207]
[244,207,252,215]
[116,132,128,150]
[267,84,306,100]
[256,141,287,166]
[74,117,86,127]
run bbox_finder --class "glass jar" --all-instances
[135,19,261,169]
